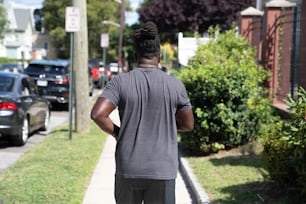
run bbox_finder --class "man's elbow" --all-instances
[185,120,194,131]
[178,120,194,132]
[187,122,194,131]
[90,110,99,122]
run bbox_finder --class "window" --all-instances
[0,76,14,92]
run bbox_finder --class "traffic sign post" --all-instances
[65,7,80,32]
[65,7,80,140]
[101,33,109,71]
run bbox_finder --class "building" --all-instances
[0,1,51,60]
[0,2,34,60]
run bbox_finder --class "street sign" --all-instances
[101,33,109,48]
[65,7,80,32]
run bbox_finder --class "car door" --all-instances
[21,77,46,131]
[27,78,48,128]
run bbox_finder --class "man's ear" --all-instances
[158,55,161,63]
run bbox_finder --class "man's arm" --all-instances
[175,108,194,132]
[90,97,119,139]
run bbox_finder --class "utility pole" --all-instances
[118,0,125,72]
[73,0,90,133]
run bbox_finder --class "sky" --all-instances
[6,0,142,25]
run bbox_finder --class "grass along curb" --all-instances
[0,122,107,203]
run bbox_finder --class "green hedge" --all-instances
[262,87,306,198]
[176,26,276,154]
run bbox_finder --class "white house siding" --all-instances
[178,32,210,67]
[1,2,33,60]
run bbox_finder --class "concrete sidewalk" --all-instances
[82,109,200,204]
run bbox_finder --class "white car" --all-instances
[108,63,119,74]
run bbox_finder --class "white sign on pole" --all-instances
[65,7,80,32]
[101,33,109,48]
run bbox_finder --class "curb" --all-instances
[179,156,211,204]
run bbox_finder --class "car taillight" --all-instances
[91,68,100,78]
[0,102,17,110]
[55,76,70,84]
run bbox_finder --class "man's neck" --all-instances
[137,57,159,69]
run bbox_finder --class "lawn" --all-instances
[185,142,303,203]
[0,122,107,204]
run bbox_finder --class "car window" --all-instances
[21,78,30,96]
[89,59,100,68]
[0,63,23,73]
[0,76,14,92]
[26,64,68,75]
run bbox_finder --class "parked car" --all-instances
[108,62,119,75]
[0,62,24,73]
[100,63,112,82]
[88,66,94,96]
[89,58,106,89]
[23,60,93,106]
[23,60,71,105]
[0,71,51,146]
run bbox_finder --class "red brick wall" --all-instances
[276,8,295,102]
[298,1,306,90]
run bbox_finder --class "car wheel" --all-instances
[11,117,29,146]
[40,110,50,131]
[96,79,103,89]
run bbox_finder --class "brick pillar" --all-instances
[240,7,264,62]
[261,0,296,102]
[298,1,306,90]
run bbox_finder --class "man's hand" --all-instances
[91,97,119,140]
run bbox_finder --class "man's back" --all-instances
[101,68,191,179]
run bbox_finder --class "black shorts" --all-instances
[115,176,176,204]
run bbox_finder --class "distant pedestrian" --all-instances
[90,21,194,204]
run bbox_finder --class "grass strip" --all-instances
[0,122,107,204]
[186,150,303,203]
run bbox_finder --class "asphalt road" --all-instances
[0,89,102,175]
[0,108,69,174]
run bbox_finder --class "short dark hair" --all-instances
[133,21,160,58]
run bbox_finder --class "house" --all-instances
[177,32,211,67]
[0,2,50,61]
[0,2,34,60]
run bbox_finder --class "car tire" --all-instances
[11,117,29,146]
[40,110,50,131]
[96,80,102,89]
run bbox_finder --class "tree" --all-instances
[42,0,121,59]
[138,0,255,34]
[0,5,7,39]
[42,0,71,58]
[87,0,120,59]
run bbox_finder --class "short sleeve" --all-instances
[100,76,120,106]
[177,81,192,111]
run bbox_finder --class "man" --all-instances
[91,21,194,204]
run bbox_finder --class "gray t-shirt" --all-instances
[101,68,191,179]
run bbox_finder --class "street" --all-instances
[0,109,69,174]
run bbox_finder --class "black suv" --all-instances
[24,60,94,105]
[23,60,71,105]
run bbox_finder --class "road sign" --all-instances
[65,7,80,32]
[101,33,109,48]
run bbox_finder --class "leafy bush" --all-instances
[176,26,276,154]
[262,87,306,197]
